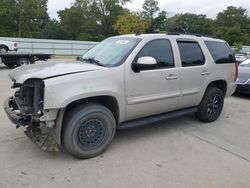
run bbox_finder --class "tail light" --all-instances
[234,63,238,82]
[14,42,17,47]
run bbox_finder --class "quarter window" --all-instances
[205,41,235,64]
[136,39,175,68]
[177,41,205,67]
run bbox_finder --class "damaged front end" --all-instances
[4,79,59,153]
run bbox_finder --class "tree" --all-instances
[58,6,86,40]
[59,0,130,41]
[114,12,151,34]
[17,0,50,38]
[166,13,215,35]
[153,11,168,32]
[40,19,69,39]
[233,42,243,53]
[142,0,159,17]
[0,0,18,37]
[142,0,159,32]
[216,6,250,45]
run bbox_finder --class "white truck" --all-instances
[0,40,18,53]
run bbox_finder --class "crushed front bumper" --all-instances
[4,97,23,126]
[4,97,59,153]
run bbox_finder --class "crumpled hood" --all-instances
[9,61,105,83]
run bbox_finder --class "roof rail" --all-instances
[167,32,181,35]
[166,32,218,38]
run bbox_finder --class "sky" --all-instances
[48,0,250,19]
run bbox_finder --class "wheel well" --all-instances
[64,96,120,123]
[0,45,9,50]
[207,80,227,96]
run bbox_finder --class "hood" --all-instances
[9,61,105,84]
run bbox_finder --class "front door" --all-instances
[125,39,181,121]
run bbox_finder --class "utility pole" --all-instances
[19,7,22,37]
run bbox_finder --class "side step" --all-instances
[119,107,198,129]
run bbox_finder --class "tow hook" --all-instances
[16,117,27,129]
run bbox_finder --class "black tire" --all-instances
[196,87,224,122]
[4,63,15,69]
[0,46,8,53]
[16,58,30,66]
[62,103,116,159]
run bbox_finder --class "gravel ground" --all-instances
[0,62,250,188]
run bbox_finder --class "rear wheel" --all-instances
[16,58,30,66]
[196,87,224,122]
[4,63,15,69]
[62,103,116,159]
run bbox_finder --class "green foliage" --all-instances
[17,0,50,37]
[215,6,250,45]
[114,12,151,34]
[153,11,168,32]
[142,0,159,17]
[233,42,243,53]
[40,19,69,39]
[166,13,215,35]
[0,0,249,46]
[0,0,18,37]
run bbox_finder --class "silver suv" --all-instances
[4,34,237,158]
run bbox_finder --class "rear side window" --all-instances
[137,39,175,68]
[177,41,205,67]
[205,41,235,64]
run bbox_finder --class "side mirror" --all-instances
[132,56,157,72]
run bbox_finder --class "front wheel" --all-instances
[62,103,116,159]
[0,46,8,53]
[196,87,224,122]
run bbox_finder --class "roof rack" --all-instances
[166,32,218,39]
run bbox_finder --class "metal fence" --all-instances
[0,37,98,56]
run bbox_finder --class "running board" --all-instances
[119,107,198,129]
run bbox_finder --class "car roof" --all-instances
[113,33,225,43]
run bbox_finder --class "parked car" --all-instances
[235,52,249,63]
[4,34,237,159]
[0,40,18,53]
[236,59,250,94]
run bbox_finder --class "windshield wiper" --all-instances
[81,57,105,67]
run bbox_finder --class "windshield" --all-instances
[81,37,141,67]
[240,59,250,67]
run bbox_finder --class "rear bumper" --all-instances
[226,82,237,97]
[236,84,250,94]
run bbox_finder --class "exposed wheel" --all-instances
[196,87,224,122]
[62,103,116,159]
[0,46,8,53]
[4,63,15,69]
[16,58,30,66]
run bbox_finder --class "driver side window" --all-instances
[136,39,175,68]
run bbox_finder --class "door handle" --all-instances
[166,74,178,80]
[201,70,210,76]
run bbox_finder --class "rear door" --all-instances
[175,39,211,108]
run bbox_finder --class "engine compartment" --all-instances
[14,79,44,122]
